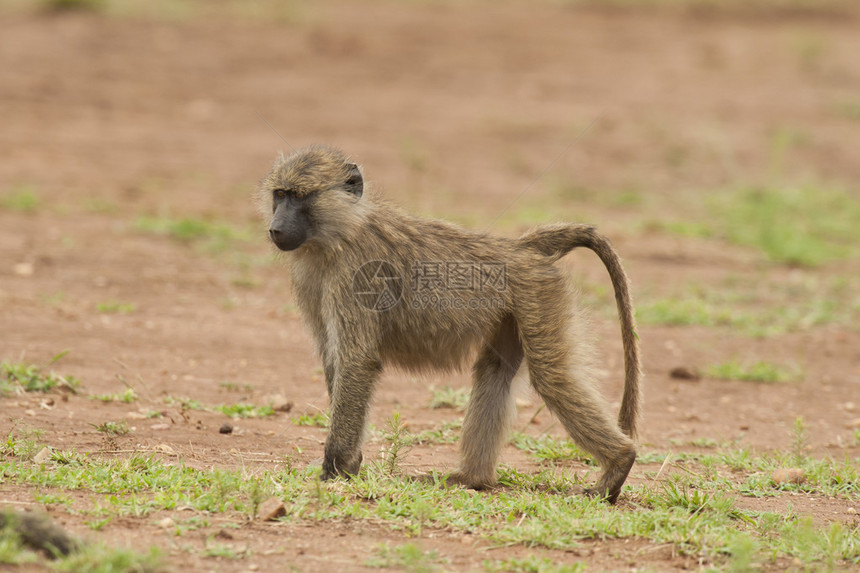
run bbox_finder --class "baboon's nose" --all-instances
[268,225,306,251]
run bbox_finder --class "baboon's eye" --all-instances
[274,189,287,199]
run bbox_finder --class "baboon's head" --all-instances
[260,145,364,251]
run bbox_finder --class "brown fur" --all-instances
[259,145,642,502]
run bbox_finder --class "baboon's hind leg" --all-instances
[449,314,523,489]
[518,297,636,503]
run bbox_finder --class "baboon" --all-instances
[260,145,641,503]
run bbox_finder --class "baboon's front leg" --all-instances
[320,356,381,480]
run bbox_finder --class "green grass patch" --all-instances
[649,219,712,239]
[163,395,205,411]
[404,419,462,446]
[688,437,720,449]
[636,296,731,327]
[0,358,80,396]
[705,359,801,383]
[511,432,594,465]
[428,386,470,410]
[54,544,162,573]
[717,186,860,266]
[658,186,860,266]
[95,301,136,314]
[230,275,262,289]
[219,380,254,392]
[134,215,251,254]
[366,542,446,571]
[202,538,248,559]
[91,388,138,403]
[292,411,329,427]
[2,426,46,461]
[550,178,645,209]
[636,274,859,336]
[81,198,118,214]
[0,186,40,212]
[215,403,275,419]
[34,492,73,507]
[835,99,860,121]
[135,215,226,240]
[92,421,130,436]
[2,417,857,570]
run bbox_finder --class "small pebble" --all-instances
[157,517,174,529]
[257,497,286,521]
[33,446,53,464]
[669,366,700,381]
[772,468,806,485]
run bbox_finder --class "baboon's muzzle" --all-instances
[268,227,307,251]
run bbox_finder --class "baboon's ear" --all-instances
[344,163,363,198]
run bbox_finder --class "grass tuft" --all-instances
[705,359,801,383]
[0,361,80,396]
[381,412,411,476]
[835,99,860,121]
[0,186,40,212]
[511,432,595,465]
[0,441,857,569]
[91,388,138,403]
[428,386,470,410]
[95,301,137,314]
[134,215,251,255]
[215,403,275,419]
[292,411,329,427]
[404,419,462,446]
[715,186,860,266]
[635,274,858,337]
[92,421,130,436]
[658,186,860,266]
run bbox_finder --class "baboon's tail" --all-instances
[517,223,642,439]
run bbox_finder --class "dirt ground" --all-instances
[1,1,859,571]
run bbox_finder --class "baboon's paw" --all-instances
[445,471,496,490]
[583,486,621,504]
[320,452,363,481]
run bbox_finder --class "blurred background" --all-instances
[1,1,859,569]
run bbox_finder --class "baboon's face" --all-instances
[264,147,363,251]
[268,189,314,251]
